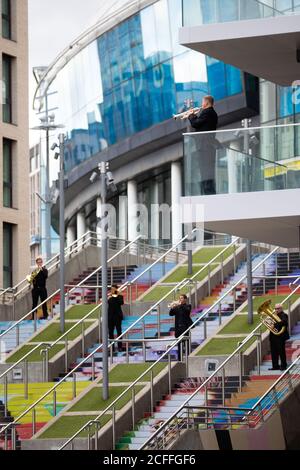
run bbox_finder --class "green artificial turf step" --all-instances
[39,415,111,439]
[196,336,257,356]
[141,245,238,302]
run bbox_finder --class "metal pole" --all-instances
[59,133,66,334]
[187,234,193,276]
[45,126,52,261]
[247,240,254,325]
[100,162,109,401]
[112,407,116,450]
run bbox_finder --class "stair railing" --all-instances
[165,353,300,436]
[0,241,282,448]
[139,282,300,450]
[0,236,142,351]
[0,235,240,446]
[56,243,278,450]
[0,231,98,305]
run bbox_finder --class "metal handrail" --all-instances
[183,122,300,137]
[226,145,289,170]
[44,231,193,351]
[0,236,142,346]
[0,231,184,305]
[140,282,300,449]
[58,243,278,449]
[0,237,240,443]
[0,231,98,302]
[175,355,300,431]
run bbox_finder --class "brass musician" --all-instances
[258,301,289,371]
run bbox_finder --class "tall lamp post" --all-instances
[52,134,66,334]
[32,116,64,261]
[90,161,115,401]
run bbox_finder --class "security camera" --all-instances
[90,171,98,184]
[107,171,114,183]
[51,142,58,151]
[54,152,60,160]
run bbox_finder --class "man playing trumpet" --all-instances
[108,285,124,352]
[29,257,49,320]
[169,294,193,361]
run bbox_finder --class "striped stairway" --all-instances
[115,321,300,450]
[56,254,277,382]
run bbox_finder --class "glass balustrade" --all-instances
[184,123,300,196]
[182,0,283,28]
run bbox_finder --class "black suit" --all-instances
[269,311,289,369]
[169,303,193,360]
[108,295,124,352]
[31,268,48,319]
[189,107,218,132]
[188,107,219,195]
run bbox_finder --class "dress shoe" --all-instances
[280,366,287,371]
[268,367,280,371]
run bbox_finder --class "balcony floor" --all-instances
[180,15,300,86]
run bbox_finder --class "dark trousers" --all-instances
[270,336,287,368]
[31,287,48,319]
[200,179,216,195]
[176,332,190,361]
[108,316,123,351]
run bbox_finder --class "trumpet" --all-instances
[173,107,202,121]
[168,300,180,309]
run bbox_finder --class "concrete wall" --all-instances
[21,362,187,450]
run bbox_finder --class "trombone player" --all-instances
[29,257,49,320]
[269,304,289,371]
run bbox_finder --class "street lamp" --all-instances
[90,161,114,401]
[32,116,64,262]
[52,134,66,334]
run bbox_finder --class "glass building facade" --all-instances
[51,0,244,174]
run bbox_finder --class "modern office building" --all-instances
[33,0,300,251]
[0,0,29,288]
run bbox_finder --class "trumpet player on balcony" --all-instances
[29,257,49,320]
[187,95,218,196]
[269,304,289,371]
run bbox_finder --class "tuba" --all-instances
[257,300,286,336]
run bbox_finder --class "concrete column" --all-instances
[228,140,241,194]
[66,225,76,248]
[76,211,86,241]
[127,180,138,241]
[118,196,127,241]
[171,161,183,246]
[151,180,160,245]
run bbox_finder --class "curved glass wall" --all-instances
[51,0,244,174]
